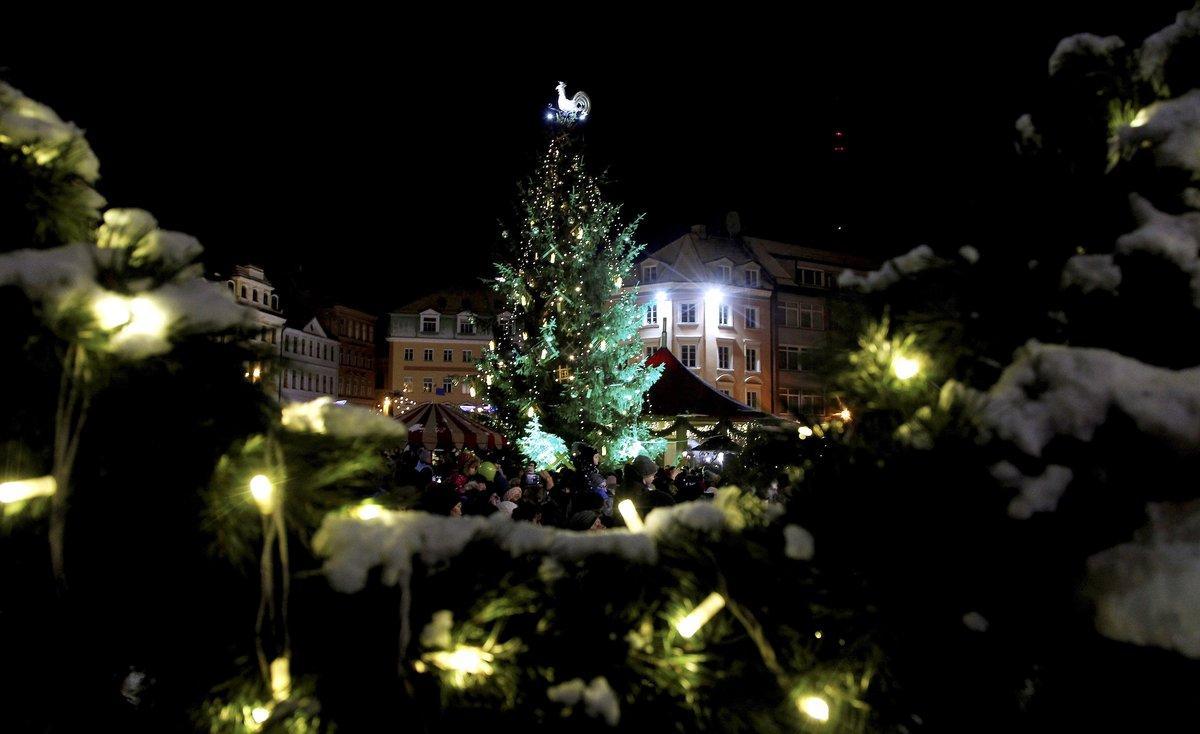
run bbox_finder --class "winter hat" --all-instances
[497,500,518,518]
[567,510,600,531]
[632,455,658,478]
[477,461,498,482]
[572,441,599,464]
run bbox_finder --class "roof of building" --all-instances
[643,347,769,420]
[392,289,503,315]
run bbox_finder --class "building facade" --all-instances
[634,226,873,419]
[316,305,378,408]
[225,264,286,394]
[280,315,340,403]
[384,291,499,407]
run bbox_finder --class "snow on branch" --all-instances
[837,245,940,292]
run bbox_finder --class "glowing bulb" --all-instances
[656,291,668,303]
[427,645,494,678]
[545,111,553,121]
[705,287,723,303]
[891,355,920,380]
[540,349,548,359]
[249,474,275,514]
[839,408,851,421]
[675,592,726,638]
[618,499,643,531]
[615,276,623,288]
[489,340,495,351]
[599,339,607,351]
[0,475,56,504]
[550,252,556,263]
[93,293,131,330]
[797,695,830,722]
[125,295,168,337]
[270,657,291,702]
[527,406,536,418]
[469,386,476,398]
[1130,108,1152,128]
[382,396,391,414]
[486,374,493,386]
[252,365,262,380]
[798,426,813,439]
[355,502,383,520]
[251,707,271,724]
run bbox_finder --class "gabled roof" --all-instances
[285,313,331,338]
[393,289,502,316]
[643,348,769,420]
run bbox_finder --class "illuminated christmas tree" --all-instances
[478,96,662,465]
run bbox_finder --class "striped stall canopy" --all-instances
[396,402,507,451]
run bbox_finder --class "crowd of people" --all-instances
[385,441,741,531]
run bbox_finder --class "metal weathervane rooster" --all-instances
[547,81,590,123]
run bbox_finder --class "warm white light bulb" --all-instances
[892,355,920,380]
[0,475,56,504]
[618,499,643,531]
[675,592,726,638]
[93,293,131,330]
[798,695,830,722]
[250,474,275,513]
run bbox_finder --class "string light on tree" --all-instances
[891,354,921,380]
[0,475,56,504]
[676,592,727,638]
[797,695,830,723]
[249,474,275,514]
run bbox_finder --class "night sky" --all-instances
[3,4,1186,313]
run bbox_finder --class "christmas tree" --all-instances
[477,110,663,466]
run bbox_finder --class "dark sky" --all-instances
[3,4,1187,313]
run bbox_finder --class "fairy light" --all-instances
[527,406,536,418]
[270,657,291,702]
[617,499,643,531]
[250,707,271,725]
[249,474,275,514]
[798,426,813,439]
[424,645,496,687]
[469,386,476,398]
[0,475,56,504]
[355,501,383,520]
[839,408,851,421]
[797,695,830,722]
[891,354,920,380]
[675,592,726,638]
[93,293,132,330]
[125,295,168,337]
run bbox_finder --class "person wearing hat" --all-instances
[567,509,604,532]
[413,449,434,487]
[632,454,675,510]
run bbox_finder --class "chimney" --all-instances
[691,224,707,239]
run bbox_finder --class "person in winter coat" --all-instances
[571,442,612,516]
[633,454,675,510]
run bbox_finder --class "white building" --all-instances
[280,314,340,403]
[225,264,286,393]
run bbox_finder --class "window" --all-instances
[402,376,413,392]
[307,374,313,391]
[423,349,434,362]
[252,289,259,303]
[423,378,433,393]
[679,303,696,324]
[802,394,825,415]
[744,269,759,287]
[745,347,759,372]
[779,346,802,371]
[718,345,731,370]
[463,350,473,363]
[240,285,247,298]
[745,390,759,409]
[798,268,827,288]
[458,315,476,334]
[271,294,279,310]
[421,315,438,333]
[718,388,732,397]
[717,264,731,282]
[645,303,657,326]
[800,303,824,330]
[780,389,801,414]
[643,264,658,283]
[780,301,799,328]
[746,307,759,329]
[443,377,453,394]
[717,303,730,327]
[289,370,295,388]
[443,349,453,362]
[680,344,697,368]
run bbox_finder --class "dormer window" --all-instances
[458,314,476,334]
[271,294,279,310]
[643,264,658,283]
[421,315,439,333]
[717,264,731,282]
[744,268,759,288]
